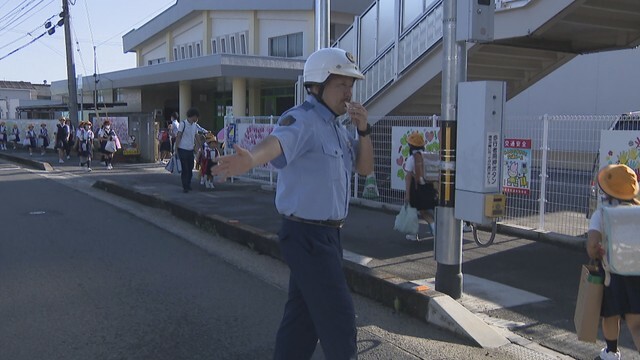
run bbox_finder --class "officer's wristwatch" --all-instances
[357,124,372,137]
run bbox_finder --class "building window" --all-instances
[112,88,124,102]
[173,47,178,61]
[188,44,193,58]
[196,42,201,57]
[94,91,104,104]
[240,33,247,54]
[212,39,217,54]
[269,32,303,57]
[147,57,166,66]
[230,35,236,54]
[221,38,226,53]
[180,46,186,59]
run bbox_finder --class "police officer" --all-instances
[213,47,373,359]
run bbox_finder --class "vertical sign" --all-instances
[485,132,499,189]
[502,138,532,195]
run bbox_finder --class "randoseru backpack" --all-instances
[601,204,640,277]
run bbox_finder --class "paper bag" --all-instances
[574,264,603,343]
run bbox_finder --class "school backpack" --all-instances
[158,129,169,142]
[601,204,640,276]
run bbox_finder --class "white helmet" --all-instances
[303,48,364,85]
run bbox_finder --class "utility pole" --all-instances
[62,0,78,126]
[435,0,466,299]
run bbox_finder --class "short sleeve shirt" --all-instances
[403,151,422,175]
[177,120,198,151]
[269,95,359,221]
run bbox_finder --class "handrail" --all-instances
[355,0,444,104]
[336,0,534,106]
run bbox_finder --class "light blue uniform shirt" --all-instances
[270,95,358,221]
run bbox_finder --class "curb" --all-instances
[351,197,587,252]
[93,179,509,348]
[0,152,53,171]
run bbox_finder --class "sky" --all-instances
[0,0,176,85]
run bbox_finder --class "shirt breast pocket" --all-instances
[321,143,344,181]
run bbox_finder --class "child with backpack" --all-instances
[403,131,438,241]
[39,123,50,155]
[24,124,37,156]
[157,122,172,163]
[587,164,640,360]
[198,133,220,189]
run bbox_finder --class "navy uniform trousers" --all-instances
[273,218,357,360]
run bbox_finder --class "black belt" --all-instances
[284,215,345,228]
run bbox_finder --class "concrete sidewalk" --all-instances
[3,149,623,359]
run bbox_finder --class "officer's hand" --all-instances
[212,144,254,181]
[346,102,368,132]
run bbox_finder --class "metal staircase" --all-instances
[335,0,640,119]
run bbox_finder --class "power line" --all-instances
[71,21,89,75]
[0,10,64,62]
[0,0,44,34]
[0,12,56,51]
[0,30,46,61]
[96,0,174,47]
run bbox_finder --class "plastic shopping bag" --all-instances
[165,154,181,174]
[105,140,117,153]
[394,204,419,234]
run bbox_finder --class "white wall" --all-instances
[142,42,167,64]
[211,12,250,36]
[507,48,640,116]
[173,18,204,46]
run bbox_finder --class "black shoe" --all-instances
[183,188,189,193]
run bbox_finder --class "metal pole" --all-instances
[62,0,78,126]
[93,46,99,120]
[78,74,83,121]
[539,114,549,230]
[315,0,330,49]
[435,0,465,299]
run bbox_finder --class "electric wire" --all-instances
[0,0,14,13]
[96,0,174,47]
[0,30,46,61]
[0,0,44,35]
[0,13,55,51]
[0,0,32,24]
[71,21,89,76]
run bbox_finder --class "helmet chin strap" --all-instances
[311,93,339,117]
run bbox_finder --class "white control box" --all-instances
[455,81,505,225]
[456,0,494,43]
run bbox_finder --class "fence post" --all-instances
[269,115,274,187]
[539,114,549,230]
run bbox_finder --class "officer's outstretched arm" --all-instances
[212,135,282,181]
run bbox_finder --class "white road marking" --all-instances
[411,275,549,313]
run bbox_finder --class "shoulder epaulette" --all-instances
[300,101,314,111]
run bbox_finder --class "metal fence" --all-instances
[223,114,620,238]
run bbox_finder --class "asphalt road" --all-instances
[0,159,541,360]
